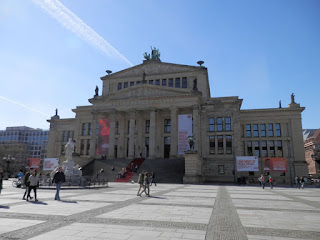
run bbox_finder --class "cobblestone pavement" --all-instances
[0,180,320,240]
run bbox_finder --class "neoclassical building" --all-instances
[47,50,307,184]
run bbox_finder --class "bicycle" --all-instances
[12,178,23,188]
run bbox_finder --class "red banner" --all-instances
[26,158,41,170]
[263,157,287,172]
[97,118,110,155]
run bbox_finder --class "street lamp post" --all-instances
[2,155,15,178]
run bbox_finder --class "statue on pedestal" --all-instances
[187,135,195,150]
[291,93,295,103]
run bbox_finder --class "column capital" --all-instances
[149,107,157,112]
[170,106,179,112]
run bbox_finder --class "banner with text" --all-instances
[26,158,41,170]
[178,114,193,154]
[97,118,110,156]
[236,156,259,172]
[43,158,59,171]
[263,157,287,172]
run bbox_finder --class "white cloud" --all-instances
[32,0,133,66]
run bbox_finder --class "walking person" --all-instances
[269,175,273,189]
[22,168,32,200]
[137,171,144,196]
[26,169,39,201]
[52,166,65,201]
[300,176,305,189]
[150,171,156,186]
[0,167,3,195]
[260,174,265,189]
[295,176,300,188]
[139,172,150,197]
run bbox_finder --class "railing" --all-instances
[38,175,108,188]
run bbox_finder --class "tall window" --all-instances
[217,118,223,131]
[115,121,119,134]
[80,139,85,155]
[63,131,67,142]
[226,135,232,154]
[268,124,274,137]
[253,124,259,137]
[225,117,231,131]
[96,122,99,135]
[260,124,266,137]
[209,118,215,132]
[127,121,130,134]
[277,140,283,157]
[218,136,223,154]
[209,136,215,154]
[82,123,87,136]
[246,124,251,137]
[155,79,160,85]
[130,81,134,86]
[175,78,180,88]
[182,77,187,88]
[86,139,90,155]
[145,120,150,133]
[164,119,171,133]
[149,80,154,85]
[247,142,253,155]
[254,141,260,156]
[124,82,128,88]
[168,78,173,87]
[118,83,122,90]
[275,123,281,137]
[269,140,275,157]
[136,81,141,85]
[88,123,92,136]
[162,79,167,86]
[261,141,267,157]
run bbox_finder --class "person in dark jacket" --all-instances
[22,168,32,200]
[0,167,3,195]
[52,167,65,201]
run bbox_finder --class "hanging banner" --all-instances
[263,157,287,172]
[178,114,193,154]
[26,158,41,170]
[43,158,59,171]
[236,156,259,172]
[97,118,110,156]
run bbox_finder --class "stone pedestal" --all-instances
[183,151,204,184]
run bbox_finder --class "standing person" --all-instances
[150,171,156,186]
[300,176,305,189]
[22,168,32,200]
[140,172,150,196]
[52,166,65,201]
[137,171,144,196]
[0,167,3,195]
[260,174,265,189]
[295,176,300,188]
[27,169,39,201]
[269,175,273,189]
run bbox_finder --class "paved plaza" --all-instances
[0,180,319,240]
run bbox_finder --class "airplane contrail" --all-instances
[32,0,133,66]
[0,96,51,117]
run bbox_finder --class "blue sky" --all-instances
[0,0,319,130]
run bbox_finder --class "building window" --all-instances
[275,123,281,137]
[268,124,274,137]
[162,79,167,86]
[82,123,87,136]
[168,78,173,87]
[247,141,253,156]
[164,119,171,133]
[277,140,283,157]
[118,83,122,90]
[217,118,223,132]
[127,121,130,134]
[260,124,266,137]
[86,139,90,155]
[149,80,154,85]
[253,124,259,137]
[209,136,215,154]
[146,120,150,133]
[63,131,67,142]
[218,165,225,175]
[226,135,232,154]
[88,123,92,136]
[246,125,251,137]
[225,117,231,131]
[164,136,171,144]
[261,141,267,157]
[96,122,99,135]
[182,77,187,88]
[254,141,260,156]
[124,82,128,88]
[218,135,223,154]
[269,140,275,157]
[80,139,85,155]
[209,118,215,132]
[136,81,141,85]
[175,78,180,88]
[130,81,134,87]
[115,121,119,134]
[155,79,160,85]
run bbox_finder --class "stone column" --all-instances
[108,110,116,159]
[193,105,200,153]
[128,110,136,159]
[136,112,143,158]
[118,116,125,158]
[170,107,178,158]
[89,112,98,158]
[149,108,156,159]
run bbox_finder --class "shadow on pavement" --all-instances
[0,205,9,209]
[29,201,48,205]
[60,200,78,204]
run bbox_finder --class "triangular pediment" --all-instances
[101,60,203,80]
[102,84,192,101]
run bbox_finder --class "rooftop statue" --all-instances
[291,93,295,103]
[144,47,160,60]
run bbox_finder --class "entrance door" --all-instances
[164,137,171,158]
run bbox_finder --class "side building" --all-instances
[304,128,320,176]
[47,51,307,184]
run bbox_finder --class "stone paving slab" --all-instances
[229,193,291,201]
[163,192,216,198]
[0,218,45,234]
[141,196,215,206]
[232,199,317,210]
[65,193,138,202]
